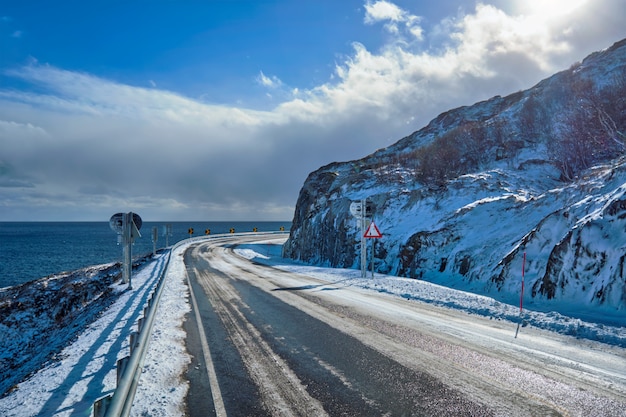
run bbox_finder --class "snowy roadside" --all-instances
[129,243,192,417]
[0,248,186,417]
[235,241,626,348]
[1,236,624,417]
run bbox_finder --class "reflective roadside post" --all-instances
[515,248,527,338]
[152,226,158,256]
[162,224,173,247]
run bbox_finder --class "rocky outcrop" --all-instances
[284,39,626,315]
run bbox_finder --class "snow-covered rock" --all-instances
[284,39,626,321]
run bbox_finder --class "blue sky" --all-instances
[1,0,625,221]
[1,0,464,107]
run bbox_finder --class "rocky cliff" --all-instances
[283,39,626,319]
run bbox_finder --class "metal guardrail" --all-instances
[93,231,289,417]
[93,249,171,417]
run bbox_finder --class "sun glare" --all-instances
[521,0,588,18]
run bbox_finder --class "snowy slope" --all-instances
[284,39,626,322]
[0,249,190,416]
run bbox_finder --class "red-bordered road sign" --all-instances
[364,221,382,238]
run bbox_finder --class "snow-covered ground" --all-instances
[0,248,188,417]
[1,236,624,416]
[236,240,626,347]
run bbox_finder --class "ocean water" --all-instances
[0,221,291,289]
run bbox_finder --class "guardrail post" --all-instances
[117,356,130,386]
[93,395,112,417]
[129,331,139,355]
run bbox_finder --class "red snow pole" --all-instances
[515,251,526,338]
[520,251,526,312]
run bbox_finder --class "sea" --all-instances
[0,221,291,289]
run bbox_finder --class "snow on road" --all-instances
[1,235,625,416]
[236,238,626,347]
[233,238,626,416]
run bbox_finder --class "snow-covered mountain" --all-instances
[284,39,626,321]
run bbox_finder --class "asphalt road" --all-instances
[181,234,626,417]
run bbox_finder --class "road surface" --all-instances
[181,234,626,416]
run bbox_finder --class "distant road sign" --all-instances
[364,221,382,238]
[131,213,142,231]
[350,200,374,219]
[109,212,142,234]
[109,213,124,234]
[130,217,141,239]
[350,201,361,218]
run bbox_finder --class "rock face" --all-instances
[283,39,626,316]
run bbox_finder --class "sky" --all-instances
[0,0,625,222]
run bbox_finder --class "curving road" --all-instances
[181,234,626,417]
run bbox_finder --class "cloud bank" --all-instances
[1,0,624,221]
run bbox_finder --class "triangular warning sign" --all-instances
[364,221,382,238]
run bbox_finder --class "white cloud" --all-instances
[256,71,283,89]
[364,0,424,41]
[364,1,406,23]
[0,0,624,220]
[448,3,574,72]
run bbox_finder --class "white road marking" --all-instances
[186,266,227,417]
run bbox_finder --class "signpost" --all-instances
[110,212,142,289]
[350,199,378,278]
